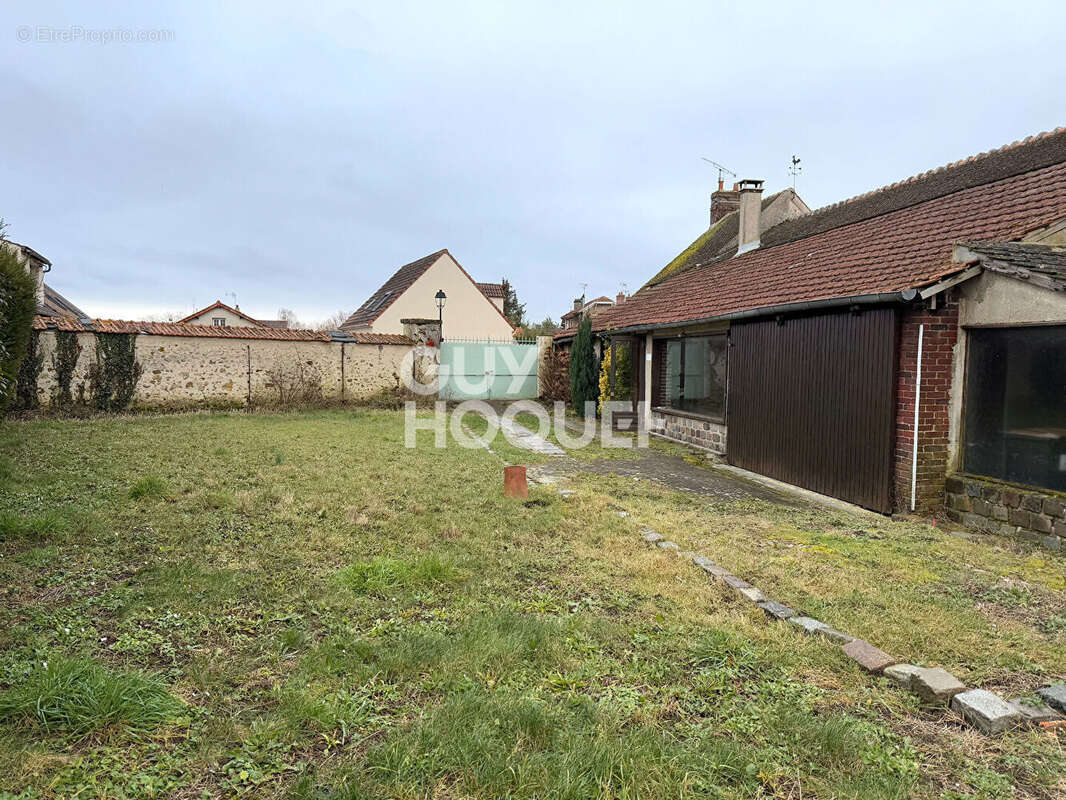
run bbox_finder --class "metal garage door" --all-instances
[726,308,897,512]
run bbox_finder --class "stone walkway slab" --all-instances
[758,600,796,620]
[952,689,1022,735]
[1008,698,1062,724]
[842,639,895,673]
[1037,684,1066,712]
[911,667,965,703]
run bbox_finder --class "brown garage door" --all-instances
[726,308,897,512]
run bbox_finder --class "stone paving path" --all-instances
[495,414,566,456]
[571,450,806,506]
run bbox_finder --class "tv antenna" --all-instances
[225,291,238,307]
[788,155,802,190]
[701,157,736,191]
[578,282,588,303]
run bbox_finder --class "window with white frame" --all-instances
[213,317,226,326]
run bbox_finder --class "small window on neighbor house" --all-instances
[663,334,728,419]
[963,325,1066,492]
[213,317,226,326]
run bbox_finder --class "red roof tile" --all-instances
[594,132,1066,332]
[32,316,414,345]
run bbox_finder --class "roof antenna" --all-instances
[578,282,588,303]
[789,155,802,190]
[225,291,238,309]
[701,157,736,191]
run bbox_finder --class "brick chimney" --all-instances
[710,182,740,226]
[573,298,583,312]
[736,178,764,255]
[615,292,625,305]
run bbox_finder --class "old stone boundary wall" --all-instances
[32,330,411,408]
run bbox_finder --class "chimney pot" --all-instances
[736,178,764,256]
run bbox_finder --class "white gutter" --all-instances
[910,323,924,512]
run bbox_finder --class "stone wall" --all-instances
[944,473,1064,552]
[33,331,411,408]
[650,409,727,455]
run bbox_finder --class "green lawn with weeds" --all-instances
[0,408,1063,799]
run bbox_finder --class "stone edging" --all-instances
[594,494,1065,735]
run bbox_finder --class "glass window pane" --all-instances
[663,335,727,418]
[964,326,1066,491]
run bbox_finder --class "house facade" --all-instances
[575,129,1066,544]
[342,249,514,340]
[179,301,289,329]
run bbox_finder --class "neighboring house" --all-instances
[2,239,89,320]
[341,249,514,340]
[574,128,1066,538]
[476,282,506,312]
[559,295,621,333]
[179,300,289,329]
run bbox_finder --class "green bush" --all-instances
[568,313,598,417]
[0,243,38,411]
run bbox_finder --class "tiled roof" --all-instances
[593,129,1066,333]
[477,281,506,298]
[32,316,413,345]
[959,241,1066,285]
[39,283,88,319]
[342,249,515,332]
[342,250,448,329]
[643,191,788,287]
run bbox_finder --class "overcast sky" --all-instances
[3,1,1064,326]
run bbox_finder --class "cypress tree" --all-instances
[568,313,599,417]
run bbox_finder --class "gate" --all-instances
[726,308,897,512]
[438,339,540,400]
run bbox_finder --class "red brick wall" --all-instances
[893,291,960,512]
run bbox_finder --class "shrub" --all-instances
[264,359,324,406]
[568,313,598,417]
[0,657,183,735]
[0,242,38,411]
[539,346,570,403]
[88,332,142,411]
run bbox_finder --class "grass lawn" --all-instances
[1,408,1064,799]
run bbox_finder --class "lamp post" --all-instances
[435,289,447,343]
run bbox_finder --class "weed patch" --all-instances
[0,658,183,736]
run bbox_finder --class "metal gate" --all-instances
[438,339,540,400]
[726,308,897,512]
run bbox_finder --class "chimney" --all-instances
[709,181,740,226]
[736,178,764,255]
[573,298,583,312]
[615,292,625,305]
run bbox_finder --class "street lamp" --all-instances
[435,289,447,343]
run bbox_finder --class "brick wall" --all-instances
[893,291,960,512]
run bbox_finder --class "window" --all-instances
[213,317,226,326]
[963,326,1066,492]
[662,334,727,418]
